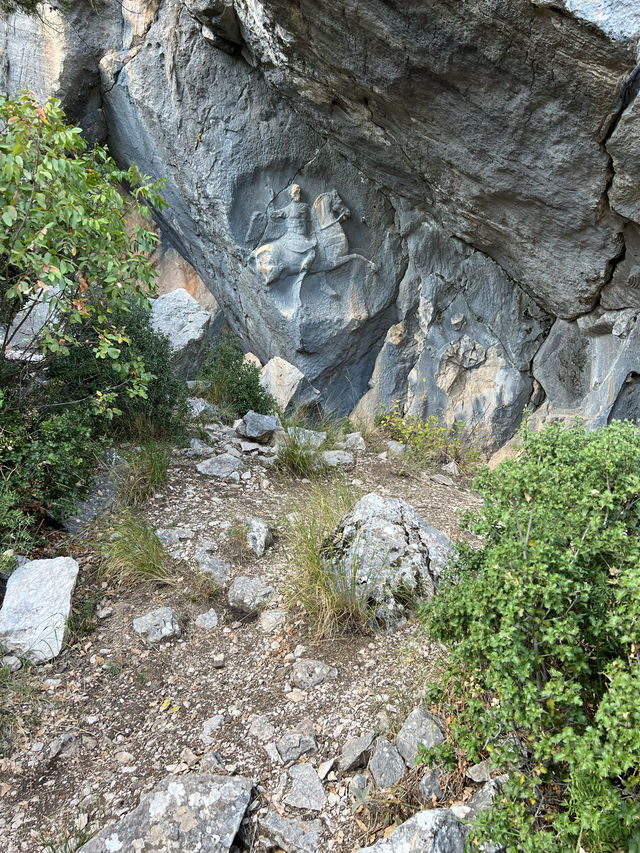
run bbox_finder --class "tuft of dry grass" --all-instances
[98,509,177,586]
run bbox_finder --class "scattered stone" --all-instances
[195,543,232,585]
[195,608,219,630]
[187,397,218,421]
[442,460,460,476]
[1,654,21,672]
[228,576,276,615]
[188,437,217,456]
[396,707,444,768]
[344,432,367,452]
[259,810,322,853]
[259,356,321,414]
[387,440,407,458]
[132,607,181,644]
[212,653,225,668]
[155,526,194,546]
[276,721,318,763]
[236,411,279,442]
[291,658,338,690]
[200,715,225,745]
[224,444,243,459]
[429,473,454,486]
[321,450,354,467]
[196,453,244,479]
[327,494,453,628]
[466,774,509,820]
[0,557,80,662]
[418,769,443,804]
[259,609,286,633]
[249,715,276,742]
[358,808,468,853]
[246,517,273,556]
[49,734,79,761]
[369,737,406,789]
[317,758,335,780]
[287,426,327,450]
[150,289,212,378]
[285,763,326,812]
[349,773,370,800]
[77,773,252,852]
[466,758,492,783]
[339,731,377,772]
[240,440,263,452]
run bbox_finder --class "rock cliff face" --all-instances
[2,0,640,443]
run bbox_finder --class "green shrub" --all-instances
[377,404,481,472]
[422,421,640,852]
[197,334,275,421]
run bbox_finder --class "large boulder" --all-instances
[150,288,213,378]
[326,493,452,627]
[77,773,252,852]
[0,557,80,662]
[260,356,321,414]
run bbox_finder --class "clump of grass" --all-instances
[284,475,370,636]
[276,430,325,477]
[0,655,44,757]
[120,441,171,506]
[99,509,176,586]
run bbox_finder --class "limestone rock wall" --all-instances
[2,0,640,444]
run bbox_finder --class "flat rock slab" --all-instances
[195,543,232,585]
[150,289,211,378]
[197,453,244,479]
[322,450,354,467]
[358,808,468,853]
[285,763,326,812]
[132,607,181,643]
[228,576,276,615]
[195,608,219,630]
[291,658,338,690]
[259,810,322,853]
[396,707,444,767]
[0,557,79,662]
[287,426,327,450]
[276,720,318,763]
[155,527,194,546]
[369,737,406,790]
[77,773,252,852]
[187,397,218,421]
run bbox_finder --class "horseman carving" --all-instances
[248,184,376,287]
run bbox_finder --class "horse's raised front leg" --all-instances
[332,253,378,272]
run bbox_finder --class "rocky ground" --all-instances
[0,418,485,853]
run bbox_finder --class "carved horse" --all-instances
[313,190,377,273]
[250,190,376,285]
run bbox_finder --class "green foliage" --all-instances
[99,508,176,586]
[1,92,165,408]
[422,421,640,851]
[46,300,190,439]
[284,476,369,636]
[377,404,481,472]
[197,333,275,421]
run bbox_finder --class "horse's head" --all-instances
[314,190,351,227]
[329,190,350,221]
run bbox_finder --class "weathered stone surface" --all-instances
[63,450,128,535]
[285,764,326,812]
[246,517,273,557]
[369,737,406,790]
[187,397,218,422]
[132,607,181,644]
[339,731,377,772]
[276,721,318,763]
[150,288,212,378]
[228,576,276,615]
[328,494,452,627]
[259,810,322,853]
[290,659,337,690]
[358,808,468,853]
[321,450,354,468]
[466,774,509,820]
[196,453,244,479]
[0,557,79,662]
[236,411,279,442]
[6,0,640,441]
[287,426,327,451]
[155,527,194,547]
[343,432,367,452]
[195,547,232,586]
[260,357,321,414]
[77,773,252,852]
[418,769,443,804]
[259,608,286,633]
[396,708,445,768]
[195,608,219,630]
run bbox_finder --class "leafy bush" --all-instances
[284,476,368,636]
[377,404,481,472]
[197,334,275,421]
[46,301,189,439]
[422,421,640,852]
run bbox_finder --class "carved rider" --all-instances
[270,184,317,260]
